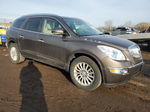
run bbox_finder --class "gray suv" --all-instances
[7,14,143,91]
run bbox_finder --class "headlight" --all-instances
[128,45,141,59]
[97,45,126,61]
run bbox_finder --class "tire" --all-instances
[9,43,25,64]
[70,56,102,91]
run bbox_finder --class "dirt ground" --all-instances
[0,46,150,112]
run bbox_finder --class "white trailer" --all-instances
[119,33,150,48]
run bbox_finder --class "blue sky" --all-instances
[1,0,150,26]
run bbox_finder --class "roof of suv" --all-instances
[20,14,62,19]
[19,14,80,20]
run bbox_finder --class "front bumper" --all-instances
[104,61,144,87]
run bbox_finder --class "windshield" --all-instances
[63,18,102,36]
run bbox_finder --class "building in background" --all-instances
[0,22,11,46]
[0,26,7,46]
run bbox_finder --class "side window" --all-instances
[23,18,42,32]
[120,28,126,31]
[42,18,63,35]
[13,18,26,28]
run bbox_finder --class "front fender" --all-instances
[65,49,105,82]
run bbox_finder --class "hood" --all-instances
[82,35,135,48]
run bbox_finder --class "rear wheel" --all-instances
[70,56,102,91]
[9,43,25,64]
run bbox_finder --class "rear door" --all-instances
[18,17,42,57]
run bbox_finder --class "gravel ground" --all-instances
[0,47,150,112]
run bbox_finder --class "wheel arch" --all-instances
[66,51,105,83]
[7,39,16,48]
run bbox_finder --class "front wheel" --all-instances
[70,56,102,91]
[9,43,25,64]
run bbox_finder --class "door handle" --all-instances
[19,35,24,38]
[38,39,44,42]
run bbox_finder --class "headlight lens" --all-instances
[97,45,126,61]
[128,45,141,59]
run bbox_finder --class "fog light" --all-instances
[109,68,128,75]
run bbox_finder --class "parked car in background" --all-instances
[105,27,138,36]
[7,14,143,91]
[0,27,7,46]
[140,27,150,33]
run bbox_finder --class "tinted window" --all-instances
[13,18,26,28]
[120,28,127,31]
[42,18,63,35]
[23,18,42,32]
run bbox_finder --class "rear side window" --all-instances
[13,18,26,28]
[23,18,42,32]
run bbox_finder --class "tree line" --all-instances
[99,20,150,32]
